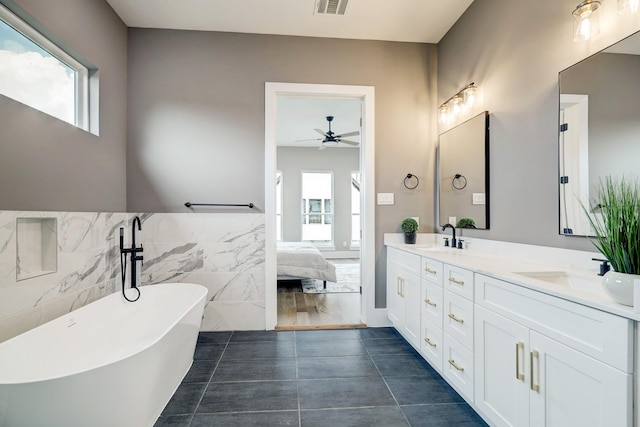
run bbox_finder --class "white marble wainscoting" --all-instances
[138,213,265,331]
[0,211,266,343]
[0,211,126,342]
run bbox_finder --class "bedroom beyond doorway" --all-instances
[276,259,364,329]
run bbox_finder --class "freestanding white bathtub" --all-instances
[0,283,208,427]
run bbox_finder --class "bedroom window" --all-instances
[351,172,361,247]
[0,4,91,130]
[276,171,283,241]
[301,172,333,243]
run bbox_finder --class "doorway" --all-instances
[264,83,379,330]
[276,98,362,328]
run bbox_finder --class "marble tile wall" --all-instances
[0,211,265,343]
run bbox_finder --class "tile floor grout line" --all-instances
[361,334,413,427]
[294,330,303,427]
[187,331,233,426]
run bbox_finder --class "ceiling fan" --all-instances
[297,116,360,149]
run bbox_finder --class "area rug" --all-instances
[301,262,360,293]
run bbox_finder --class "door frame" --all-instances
[264,82,378,329]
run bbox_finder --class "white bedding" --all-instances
[276,242,337,283]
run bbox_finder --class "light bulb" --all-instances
[450,96,463,118]
[438,105,450,125]
[618,0,640,13]
[463,86,477,110]
[573,1,601,41]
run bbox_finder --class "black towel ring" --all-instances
[452,174,467,190]
[404,173,419,190]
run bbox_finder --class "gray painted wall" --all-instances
[0,0,127,212]
[127,29,438,307]
[438,0,640,252]
[277,146,359,250]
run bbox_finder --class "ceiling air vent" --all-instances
[315,0,349,15]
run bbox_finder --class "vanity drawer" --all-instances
[420,321,443,372]
[443,334,474,403]
[422,281,443,329]
[444,265,474,300]
[421,257,443,286]
[476,274,633,372]
[444,291,474,351]
[387,247,421,277]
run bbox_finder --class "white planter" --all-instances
[602,271,640,306]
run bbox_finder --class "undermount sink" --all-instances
[413,245,454,252]
[514,271,603,294]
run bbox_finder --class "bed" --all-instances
[276,241,337,289]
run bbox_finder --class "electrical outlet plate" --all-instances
[377,193,394,205]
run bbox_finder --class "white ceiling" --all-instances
[106,0,474,149]
[105,0,474,44]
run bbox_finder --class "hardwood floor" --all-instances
[276,259,364,330]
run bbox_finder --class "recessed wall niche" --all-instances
[16,218,58,281]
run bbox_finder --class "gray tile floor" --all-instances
[154,328,489,427]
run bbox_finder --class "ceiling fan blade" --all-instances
[295,138,321,142]
[339,139,359,146]
[335,131,360,138]
[314,128,328,137]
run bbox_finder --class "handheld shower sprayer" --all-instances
[119,216,144,302]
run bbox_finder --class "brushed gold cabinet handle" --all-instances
[448,313,464,324]
[448,277,465,286]
[424,298,437,307]
[515,341,524,381]
[448,359,464,372]
[401,278,405,298]
[424,337,437,347]
[530,350,540,392]
[425,267,437,274]
[397,277,401,296]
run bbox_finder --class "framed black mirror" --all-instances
[559,31,640,236]
[438,111,490,229]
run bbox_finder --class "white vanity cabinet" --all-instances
[420,257,444,371]
[442,264,475,402]
[474,274,633,427]
[386,247,421,347]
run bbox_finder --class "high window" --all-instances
[301,172,333,243]
[0,4,90,130]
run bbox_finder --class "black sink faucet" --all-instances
[442,223,457,248]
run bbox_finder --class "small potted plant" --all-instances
[401,218,419,244]
[457,218,476,229]
[583,176,640,306]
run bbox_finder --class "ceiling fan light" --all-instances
[323,138,339,146]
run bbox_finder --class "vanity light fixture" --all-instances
[438,83,478,125]
[573,0,601,41]
[618,0,639,14]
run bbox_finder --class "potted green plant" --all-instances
[401,218,419,244]
[457,218,476,228]
[583,176,640,306]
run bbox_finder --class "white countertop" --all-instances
[385,233,640,322]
